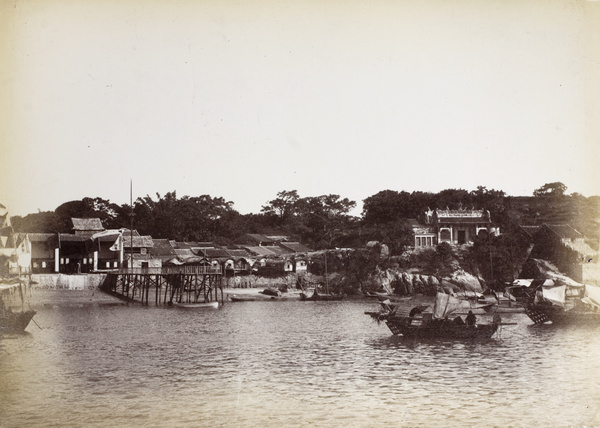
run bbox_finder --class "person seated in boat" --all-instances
[466,310,477,326]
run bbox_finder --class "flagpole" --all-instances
[130,179,133,270]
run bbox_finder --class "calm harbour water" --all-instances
[1,290,600,428]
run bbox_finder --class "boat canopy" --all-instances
[540,284,567,307]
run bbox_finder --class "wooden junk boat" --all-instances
[1,276,36,333]
[524,279,600,324]
[366,292,502,339]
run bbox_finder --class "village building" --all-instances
[408,219,437,248]
[121,230,158,269]
[430,208,496,244]
[150,239,178,265]
[71,218,104,237]
[408,208,498,248]
[29,233,59,273]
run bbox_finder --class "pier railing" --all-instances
[115,266,222,275]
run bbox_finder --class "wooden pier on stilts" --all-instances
[101,266,224,307]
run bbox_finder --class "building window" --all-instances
[33,262,39,268]
[440,229,451,241]
[42,261,47,268]
[60,258,65,264]
[65,258,70,264]
[106,262,110,268]
[83,258,87,264]
[113,261,118,268]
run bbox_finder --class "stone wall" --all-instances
[31,274,107,290]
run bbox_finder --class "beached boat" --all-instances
[300,289,344,301]
[1,276,36,333]
[366,292,502,339]
[524,279,600,324]
[171,301,219,309]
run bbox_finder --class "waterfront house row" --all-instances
[26,219,314,275]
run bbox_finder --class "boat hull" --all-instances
[526,305,600,324]
[385,318,498,339]
[172,301,219,309]
[1,310,36,332]
[229,296,256,302]
[300,292,343,301]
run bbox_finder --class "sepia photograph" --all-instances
[1,1,600,426]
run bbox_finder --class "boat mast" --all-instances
[324,250,328,294]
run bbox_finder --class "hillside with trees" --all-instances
[11,183,600,250]
[9,182,600,293]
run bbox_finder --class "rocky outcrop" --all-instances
[357,267,483,296]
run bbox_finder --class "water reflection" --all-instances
[1,291,600,427]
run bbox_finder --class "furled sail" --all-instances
[433,292,462,319]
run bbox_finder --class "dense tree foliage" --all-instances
[8,183,600,257]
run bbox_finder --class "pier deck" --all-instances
[101,266,224,306]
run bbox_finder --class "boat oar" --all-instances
[28,303,43,329]
[31,317,43,330]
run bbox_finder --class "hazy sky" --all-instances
[2,0,599,217]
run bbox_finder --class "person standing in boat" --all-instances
[466,310,477,326]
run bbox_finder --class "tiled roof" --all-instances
[151,239,177,257]
[279,242,312,252]
[238,246,278,257]
[71,218,104,231]
[435,209,490,224]
[174,248,195,258]
[519,225,541,238]
[544,224,583,240]
[265,235,289,242]
[226,248,252,258]
[437,217,490,224]
[264,246,291,256]
[28,233,56,242]
[203,248,232,258]
[123,236,154,248]
[59,233,88,242]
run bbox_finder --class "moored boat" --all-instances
[367,292,503,339]
[171,301,219,309]
[524,279,600,324]
[1,276,36,333]
[300,289,344,301]
[228,294,257,302]
[1,308,37,332]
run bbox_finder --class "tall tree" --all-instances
[261,190,300,223]
[533,182,567,197]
